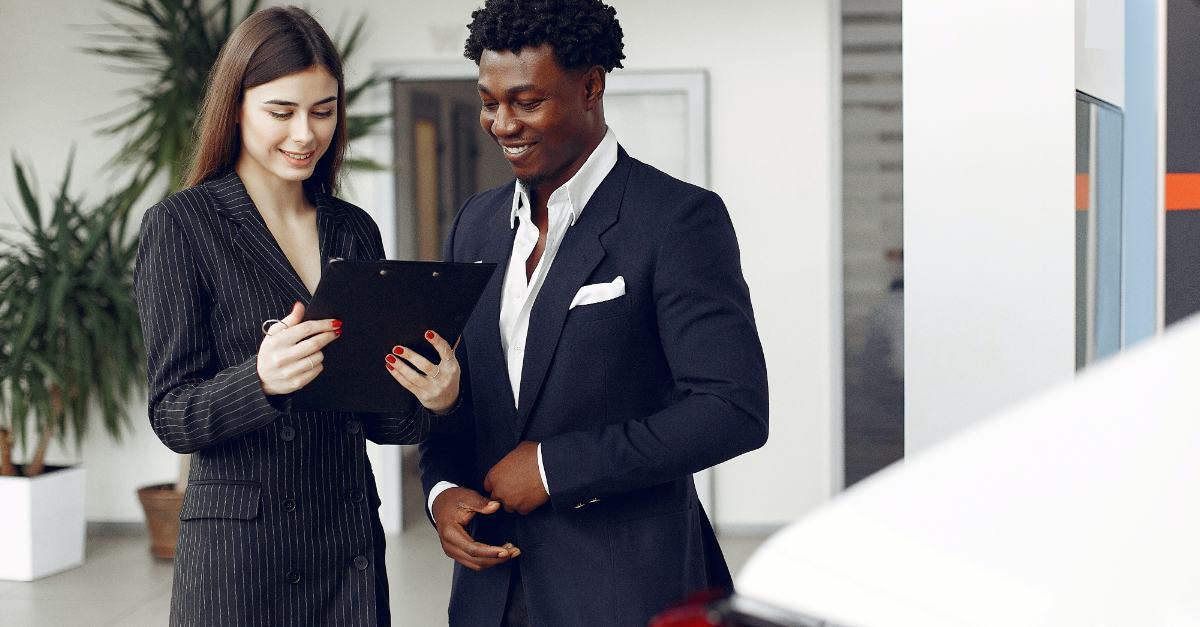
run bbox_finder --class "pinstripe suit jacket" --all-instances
[135,171,444,627]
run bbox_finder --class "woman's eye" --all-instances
[313,109,334,118]
[269,111,292,120]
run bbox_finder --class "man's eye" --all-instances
[482,102,499,111]
[518,101,541,110]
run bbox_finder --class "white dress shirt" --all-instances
[429,129,619,520]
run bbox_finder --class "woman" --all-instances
[134,7,461,626]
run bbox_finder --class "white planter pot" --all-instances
[0,466,86,581]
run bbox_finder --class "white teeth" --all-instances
[503,145,529,155]
[282,151,312,160]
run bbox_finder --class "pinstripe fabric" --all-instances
[135,171,446,627]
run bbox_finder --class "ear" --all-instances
[581,65,606,112]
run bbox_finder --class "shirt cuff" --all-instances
[428,480,458,524]
[537,443,550,497]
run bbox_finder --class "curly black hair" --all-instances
[464,0,625,72]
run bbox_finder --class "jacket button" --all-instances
[349,489,364,503]
[352,555,369,571]
[283,499,296,512]
[287,571,302,584]
[346,420,361,435]
[281,426,296,441]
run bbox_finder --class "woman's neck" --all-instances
[235,158,314,221]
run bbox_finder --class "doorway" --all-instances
[391,79,511,529]
[389,69,713,529]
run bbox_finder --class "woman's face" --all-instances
[237,65,339,187]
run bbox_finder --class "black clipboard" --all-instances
[290,259,496,412]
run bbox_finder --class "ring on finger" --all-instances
[306,356,315,371]
[442,349,454,363]
[429,363,441,379]
[262,319,289,335]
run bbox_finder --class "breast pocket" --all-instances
[179,481,262,521]
[566,292,631,324]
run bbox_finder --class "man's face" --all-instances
[477,44,598,193]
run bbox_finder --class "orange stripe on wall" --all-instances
[1167,173,1200,210]
[1076,174,1089,211]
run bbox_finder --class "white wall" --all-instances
[904,2,1077,452]
[1076,0,1126,107]
[3,0,838,527]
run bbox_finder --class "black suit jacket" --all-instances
[419,148,769,627]
[135,172,446,627]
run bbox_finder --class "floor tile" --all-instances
[1,536,173,601]
[104,592,172,627]
[0,525,768,627]
[0,597,136,627]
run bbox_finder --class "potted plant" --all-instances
[82,0,388,558]
[0,154,146,580]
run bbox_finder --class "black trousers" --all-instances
[501,565,529,627]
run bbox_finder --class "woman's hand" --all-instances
[386,330,460,415]
[258,302,341,396]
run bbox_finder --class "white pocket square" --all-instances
[570,276,625,309]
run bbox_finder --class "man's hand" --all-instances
[432,487,520,571]
[484,441,550,515]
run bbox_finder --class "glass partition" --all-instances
[1076,93,1124,369]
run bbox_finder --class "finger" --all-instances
[446,548,514,571]
[289,330,339,358]
[385,357,425,395]
[390,345,436,376]
[282,301,305,326]
[291,362,323,390]
[440,525,514,568]
[424,330,454,362]
[452,335,462,351]
[279,319,341,345]
[479,500,501,514]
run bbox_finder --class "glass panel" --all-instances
[1076,93,1124,369]
[604,92,690,181]
[1094,105,1124,359]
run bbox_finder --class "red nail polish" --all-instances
[426,331,435,340]
[334,329,342,337]
[332,320,342,328]
[386,355,396,364]
[394,347,404,355]
[386,362,394,371]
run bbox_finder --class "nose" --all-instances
[487,104,521,138]
[290,114,316,146]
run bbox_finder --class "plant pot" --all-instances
[138,483,184,559]
[0,466,87,581]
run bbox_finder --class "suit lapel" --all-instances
[465,199,521,417]
[210,173,356,307]
[515,152,631,432]
[313,188,358,263]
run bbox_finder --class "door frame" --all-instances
[364,59,716,529]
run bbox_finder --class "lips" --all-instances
[280,149,316,167]
[500,142,534,161]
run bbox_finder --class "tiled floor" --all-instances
[0,526,769,627]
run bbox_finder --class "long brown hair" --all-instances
[184,6,347,194]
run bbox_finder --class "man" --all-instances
[419,1,769,625]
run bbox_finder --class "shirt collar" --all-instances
[510,127,619,228]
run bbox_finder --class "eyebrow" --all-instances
[477,84,536,95]
[262,96,338,106]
